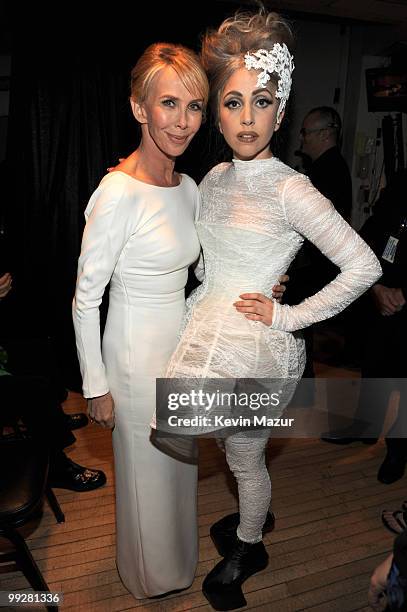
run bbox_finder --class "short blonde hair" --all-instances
[130,42,209,108]
[201,10,294,121]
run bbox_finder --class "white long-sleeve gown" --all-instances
[165,157,382,411]
[72,171,201,598]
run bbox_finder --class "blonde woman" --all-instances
[73,43,208,598]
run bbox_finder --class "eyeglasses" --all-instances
[300,123,339,136]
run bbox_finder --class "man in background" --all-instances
[322,171,406,484]
[285,107,353,381]
[299,106,352,222]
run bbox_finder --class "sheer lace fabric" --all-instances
[165,157,381,421]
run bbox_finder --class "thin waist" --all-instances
[109,285,185,305]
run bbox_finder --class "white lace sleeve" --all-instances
[193,173,214,283]
[271,174,382,332]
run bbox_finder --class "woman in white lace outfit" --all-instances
[162,11,382,609]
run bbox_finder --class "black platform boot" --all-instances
[210,511,275,557]
[202,537,269,610]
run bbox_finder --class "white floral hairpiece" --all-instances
[244,43,295,119]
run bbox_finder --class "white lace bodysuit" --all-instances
[165,156,381,396]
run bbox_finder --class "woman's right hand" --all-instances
[88,392,115,428]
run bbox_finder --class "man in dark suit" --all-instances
[299,106,352,222]
[296,106,353,295]
[354,172,406,483]
[284,107,353,380]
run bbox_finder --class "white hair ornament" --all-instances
[244,44,294,119]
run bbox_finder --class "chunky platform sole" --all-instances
[202,554,269,610]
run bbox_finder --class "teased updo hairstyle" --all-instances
[130,42,209,109]
[201,10,294,121]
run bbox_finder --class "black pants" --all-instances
[1,374,76,454]
[3,336,67,403]
[0,336,76,460]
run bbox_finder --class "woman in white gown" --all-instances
[161,11,382,609]
[72,43,208,599]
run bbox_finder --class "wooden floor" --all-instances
[1,364,403,611]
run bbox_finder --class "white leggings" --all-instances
[224,429,272,544]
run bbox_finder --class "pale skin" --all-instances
[88,275,287,427]
[89,65,205,428]
[92,66,289,428]
[218,67,284,326]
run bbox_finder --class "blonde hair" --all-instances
[130,42,209,108]
[201,10,294,121]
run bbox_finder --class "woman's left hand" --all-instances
[233,275,288,326]
[233,292,274,326]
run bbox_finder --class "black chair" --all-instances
[0,432,64,611]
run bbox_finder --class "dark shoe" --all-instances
[49,457,106,491]
[377,455,406,484]
[65,412,89,430]
[381,509,407,535]
[202,538,268,610]
[210,511,275,557]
